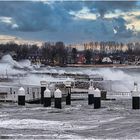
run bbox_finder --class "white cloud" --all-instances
[0,16,18,30]
[12,24,19,29]
[0,16,12,24]
[102,10,140,32]
[69,7,97,20]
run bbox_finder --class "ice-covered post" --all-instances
[88,81,94,105]
[94,88,101,109]
[44,86,51,107]
[132,82,140,109]
[18,87,25,106]
[101,90,107,100]
[54,88,62,109]
[40,80,47,104]
[65,77,72,105]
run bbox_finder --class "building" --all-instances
[102,57,112,64]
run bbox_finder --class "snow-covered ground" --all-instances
[0,99,140,139]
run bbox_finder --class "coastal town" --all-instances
[0,39,140,67]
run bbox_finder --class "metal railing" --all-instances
[107,91,131,98]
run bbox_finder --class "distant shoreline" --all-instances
[66,64,135,68]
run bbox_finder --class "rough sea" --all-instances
[0,55,140,139]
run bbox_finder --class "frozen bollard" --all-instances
[18,87,25,106]
[44,88,51,107]
[54,88,62,109]
[132,83,140,109]
[88,86,94,105]
[66,88,71,105]
[94,88,101,109]
[40,81,47,104]
[101,90,107,100]
[65,77,72,105]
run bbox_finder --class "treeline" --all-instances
[84,41,140,54]
[0,42,73,65]
[0,43,39,60]
[0,41,140,65]
[41,42,68,65]
[84,41,140,48]
[127,42,140,55]
[84,41,125,48]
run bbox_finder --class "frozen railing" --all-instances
[107,91,131,99]
[0,85,41,102]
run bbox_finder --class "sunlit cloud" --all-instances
[69,7,97,20]
[0,16,19,29]
[0,17,12,24]
[12,23,19,29]
[102,10,140,32]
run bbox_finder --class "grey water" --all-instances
[0,55,140,139]
[0,99,140,139]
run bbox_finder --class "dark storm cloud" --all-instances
[0,1,139,42]
[0,1,74,32]
[112,17,134,38]
[84,1,138,18]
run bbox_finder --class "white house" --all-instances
[102,57,112,64]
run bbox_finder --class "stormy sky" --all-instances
[0,0,140,43]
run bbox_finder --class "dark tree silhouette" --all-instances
[84,49,92,64]
[71,48,77,64]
